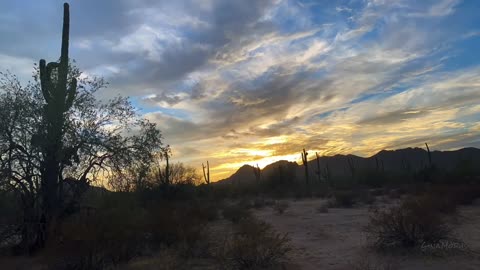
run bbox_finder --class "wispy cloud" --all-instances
[1,0,479,180]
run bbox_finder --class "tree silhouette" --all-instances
[0,3,165,252]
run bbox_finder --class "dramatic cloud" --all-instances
[1,0,479,180]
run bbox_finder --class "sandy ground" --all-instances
[254,198,480,270]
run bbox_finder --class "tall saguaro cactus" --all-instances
[38,2,77,237]
[202,161,210,185]
[301,149,309,186]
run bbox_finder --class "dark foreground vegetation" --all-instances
[1,2,480,270]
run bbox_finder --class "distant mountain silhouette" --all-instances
[215,147,480,185]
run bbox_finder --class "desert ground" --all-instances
[253,198,480,270]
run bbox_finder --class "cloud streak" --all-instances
[1,0,479,180]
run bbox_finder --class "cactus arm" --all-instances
[39,59,51,102]
[59,3,70,81]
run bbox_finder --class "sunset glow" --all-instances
[1,0,479,181]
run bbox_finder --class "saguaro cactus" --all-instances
[425,142,432,168]
[202,161,210,185]
[164,149,171,186]
[36,2,77,250]
[375,156,384,172]
[346,157,355,178]
[40,3,77,113]
[253,164,261,183]
[301,149,309,186]
[315,152,321,182]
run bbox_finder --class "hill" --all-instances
[216,147,480,185]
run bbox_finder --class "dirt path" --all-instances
[254,198,480,270]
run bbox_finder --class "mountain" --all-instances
[216,147,480,185]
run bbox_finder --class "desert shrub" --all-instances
[446,185,480,206]
[418,193,457,215]
[387,189,401,200]
[357,170,388,188]
[330,190,356,208]
[316,203,329,213]
[147,202,212,257]
[47,204,148,270]
[218,219,291,270]
[253,197,266,209]
[222,203,252,224]
[370,188,385,197]
[358,190,376,205]
[365,195,456,250]
[272,201,289,215]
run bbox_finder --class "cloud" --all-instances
[1,0,479,180]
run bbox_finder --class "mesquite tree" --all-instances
[0,3,165,252]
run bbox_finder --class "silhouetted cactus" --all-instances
[425,142,432,168]
[301,149,309,186]
[39,3,77,113]
[323,162,331,186]
[202,161,210,185]
[36,2,78,250]
[315,152,321,182]
[375,156,384,172]
[253,164,261,183]
[164,149,171,185]
[346,157,355,178]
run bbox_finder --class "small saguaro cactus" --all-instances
[301,148,309,186]
[425,142,432,168]
[163,148,171,186]
[315,152,321,182]
[253,164,261,183]
[346,156,355,178]
[202,161,210,185]
[375,156,384,172]
[323,162,331,185]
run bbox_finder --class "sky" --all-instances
[1,0,480,180]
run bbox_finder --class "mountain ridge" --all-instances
[215,147,480,185]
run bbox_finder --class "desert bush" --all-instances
[253,197,266,209]
[330,190,356,208]
[46,204,148,270]
[222,203,252,224]
[365,195,456,250]
[147,202,213,257]
[272,201,289,215]
[316,203,329,213]
[442,185,480,206]
[358,190,376,205]
[218,219,291,270]
[387,189,401,200]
